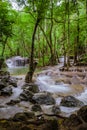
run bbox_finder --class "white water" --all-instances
[3,57,87,117]
[36,75,72,94]
[76,89,87,104]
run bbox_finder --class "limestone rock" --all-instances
[31,104,42,112]
[12,111,35,121]
[22,83,39,93]
[1,85,13,96]
[32,92,55,105]
[77,105,87,122]
[60,95,84,107]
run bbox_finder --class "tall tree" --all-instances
[67,0,71,69]
[0,0,15,69]
[25,0,50,82]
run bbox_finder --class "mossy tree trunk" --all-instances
[25,18,40,83]
[74,0,79,64]
[67,0,71,70]
[0,36,8,69]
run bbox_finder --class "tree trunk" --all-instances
[25,18,40,83]
[1,37,8,57]
[74,0,79,63]
[85,0,87,53]
[67,0,70,69]
[49,0,57,65]
[0,37,8,69]
[63,0,67,67]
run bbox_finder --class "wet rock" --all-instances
[70,84,84,93]
[22,83,39,93]
[0,71,10,80]
[0,116,59,130]
[41,119,58,130]
[31,104,42,112]
[0,81,7,90]
[8,77,17,87]
[6,99,20,105]
[60,96,84,107]
[52,105,61,114]
[55,78,71,84]
[21,126,31,130]
[32,92,55,105]
[63,114,82,129]
[63,106,87,130]
[1,85,13,96]
[71,75,80,84]
[19,89,34,102]
[12,111,35,121]
[77,105,87,122]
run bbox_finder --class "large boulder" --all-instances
[0,71,10,80]
[22,83,39,93]
[12,111,35,122]
[63,106,87,130]
[6,99,20,105]
[1,85,13,96]
[8,77,17,87]
[77,105,87,122]
[32,92,55,105]
[63,114,82,130]
[52,105,61,114]
[19,89,34,102]
[31,104,42,112]
[60,96,84,107]
[0,81,7,90]
[0,116,59,130]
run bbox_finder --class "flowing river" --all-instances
[1,58,87,118]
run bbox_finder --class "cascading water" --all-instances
[2,56,87,117]
[35,71,87,116]
[36,75,72,94]
[76,89,87,104]
[5,56,29,68]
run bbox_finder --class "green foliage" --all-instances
[0,1,15,41]
[0,0,87,66]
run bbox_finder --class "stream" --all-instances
[0,61,87,118]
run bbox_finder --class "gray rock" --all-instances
[31,104,42,112]
[0,82,7,90]
[22,83,39,93]
[77,105,87,122]
[32,92,55,105]
[6,99,20,105]
[52,105,61,114]
[1,85,13,96]
[0,71,10,80]
[19,89,34,102]
[21,126,31,130]
[8,77,17,87]
[12,111,35,121]
[60,96,84,107]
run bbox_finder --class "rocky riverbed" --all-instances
[0,65,87,130]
